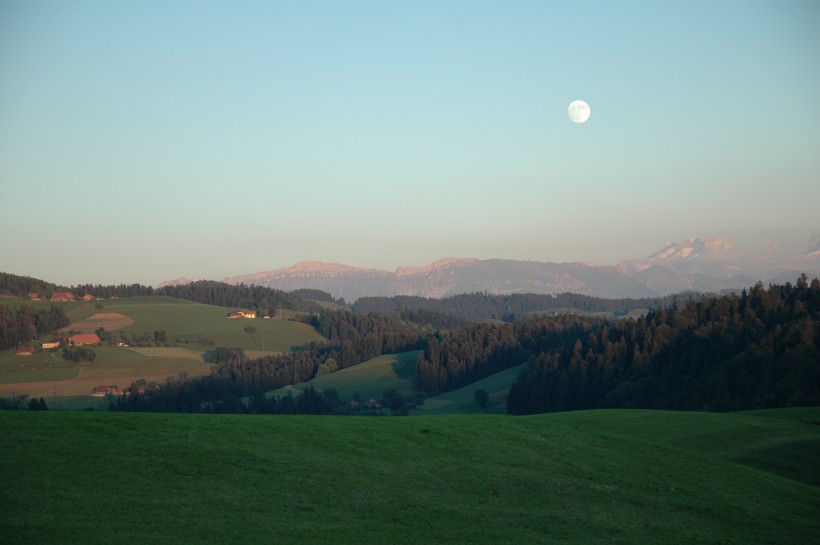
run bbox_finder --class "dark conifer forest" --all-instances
[353,292,680,322]
[0,304,69,350]
[506,275,820,413]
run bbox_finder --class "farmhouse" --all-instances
[41,340,61,349]
[227,310,257,319]
[82,293,96,301]
[50,292,75,302]
[70,333,101,346]
[91,385,123,397]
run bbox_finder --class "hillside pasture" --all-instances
[279,350,525,413]
[415,363,526,414]
[1,409,818,545]
[0,349,79,392]
[0,297,326,399]
[59,312,134,332]
[0,346,213,398]
[276,351,419,400]
[89,297,325,352]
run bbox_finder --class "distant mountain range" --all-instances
[162,235,820,301]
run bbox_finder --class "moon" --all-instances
[568,100,590,123]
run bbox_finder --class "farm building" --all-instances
[91,385,123,397]
[41,340,61,349]
[15,345,36,356]
[70,333,101,346]
[50,292,75,302]
[227,310,257,319]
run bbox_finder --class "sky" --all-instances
[1,0,819,286]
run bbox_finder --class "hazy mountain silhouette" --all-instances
[163,236,820,301]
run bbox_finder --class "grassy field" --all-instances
[0,297,326,399]
[277,350,525,413]
[275,350,420,401]
[415,363,526,414]
[1,408,818,544]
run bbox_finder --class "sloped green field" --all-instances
[1,409,818,545]
[0,297,326,399]
[275,351,420,401]
[415,363,526,414]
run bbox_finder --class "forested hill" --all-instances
[0,272,317,313]
[156,281,317,313]
[105,275,818,415]
[354,292,680,322]
[507,275,820,414]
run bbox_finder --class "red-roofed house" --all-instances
[15,345,36,356]
[50,292,75,302]
[70,333,101,346]
[91,385,123,397]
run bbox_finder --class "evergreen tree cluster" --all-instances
[62,347,97,363]
[0,272,59,298]
[354,292,678,322]
[157,281,317,314]
[415,322,525,392]
[0,271,320,314]
[507,276,820,414]
[0,395,48,411]
[0,304,69,350]
[290,289,343,305]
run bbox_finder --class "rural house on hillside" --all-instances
[227,310,257,319]
[15,345,36,356]
[50,292,75,302]
[91,385,123,397]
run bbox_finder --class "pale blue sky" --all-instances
[1,0,818,286]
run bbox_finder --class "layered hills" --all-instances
[201,236,820,301]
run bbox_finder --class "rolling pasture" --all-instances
[415,363,526,414]
[274,350,525,413]
[2,408,818,544]
[275,350,420,401]
[0,296,325,401]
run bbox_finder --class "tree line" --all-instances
[353,292,682,322]
[507,275,820,414]
[0,272,59,299]
[0,271,319,314]
[0,395,49,411]
[0,304,69,350]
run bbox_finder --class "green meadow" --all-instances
[275,350,525,413]
[1,408,818,544]
[276,350,420,401]
[0,297,325,399]
[415,363,526,414]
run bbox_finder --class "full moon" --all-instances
[568,100,591,123]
